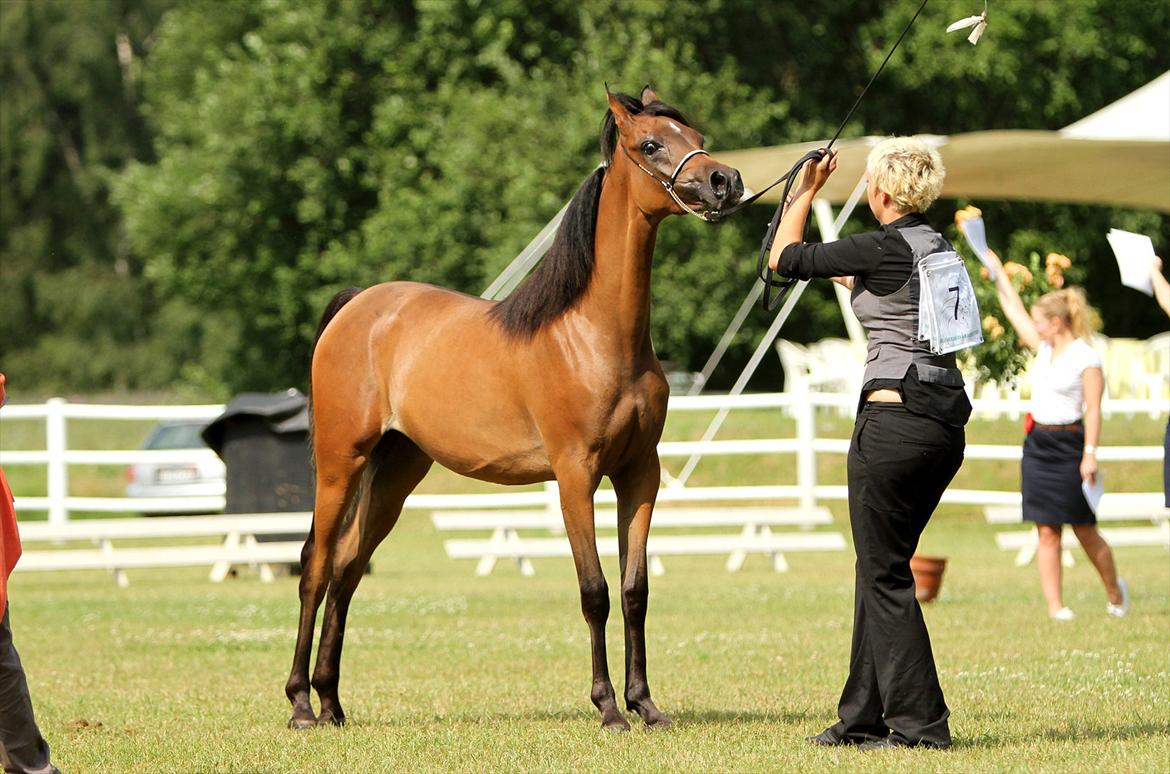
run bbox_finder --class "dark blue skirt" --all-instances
[1021,425,1095,525]
[1163,419,1169,508]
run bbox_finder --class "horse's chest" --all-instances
[600,381,667,451]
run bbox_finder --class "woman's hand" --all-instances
[799,149,838,193]
[1080,451,1098,485]
[768,149,837,272]
[981,247,1006,274]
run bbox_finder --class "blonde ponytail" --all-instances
[1035,287,1100,341]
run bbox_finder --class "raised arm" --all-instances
[768,151,838,272]
[1151,256,1170,317]
[979,248,1041,352]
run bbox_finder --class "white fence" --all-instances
[0,393,1166,526]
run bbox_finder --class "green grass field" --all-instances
[3,408,1168,771]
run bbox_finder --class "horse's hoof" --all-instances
[317,710,346,727]
[287,714,318,730]
[645,714,673,731]
[601,715,631,733]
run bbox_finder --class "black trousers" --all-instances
[0,605,54,774]
[830,403,964,747]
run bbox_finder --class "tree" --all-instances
[6,0,1165,396]
[0,0,186,395]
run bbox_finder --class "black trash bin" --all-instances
[202,389,313,558]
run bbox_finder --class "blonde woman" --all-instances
[769,137,969,750]
[978,249,1128,621]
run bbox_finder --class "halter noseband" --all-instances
[619,143,718,222]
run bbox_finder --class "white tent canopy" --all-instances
[719,71,1170,214]
[1062,71,1170,142]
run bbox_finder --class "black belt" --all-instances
[1033,421,1083,432]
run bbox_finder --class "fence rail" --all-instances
[1,394,1165,525]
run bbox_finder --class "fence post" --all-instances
[46,397,69,526]
[795,390,816,510]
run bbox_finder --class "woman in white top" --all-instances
[982,249,1127,620]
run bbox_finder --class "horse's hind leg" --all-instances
[613,452,671,729]
[312,432,433,726]
[285,436,370,729]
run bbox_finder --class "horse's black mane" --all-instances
[488,91,691,338]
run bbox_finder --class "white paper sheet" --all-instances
[1081,473,1104,515]
[957,217,996,281]
[1106,228,1155,296]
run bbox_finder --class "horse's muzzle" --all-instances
[695,164,743,213]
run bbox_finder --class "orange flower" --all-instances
[982,315,1005,339]
[1004,261,1033,284]
[1045,252,1072,269]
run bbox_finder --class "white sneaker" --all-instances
[1106,577,1130,617]
[1050,607,1075,621]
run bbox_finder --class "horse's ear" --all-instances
[606,90,633,129]
[640,84,660,106]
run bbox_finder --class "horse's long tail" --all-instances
[308,287,363,469]
[313,287,364,353]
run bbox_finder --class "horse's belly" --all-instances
[435,448,553,485]
[391,412,552,485]
[420,440,552,485]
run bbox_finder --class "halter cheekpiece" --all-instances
[619,143,718,222]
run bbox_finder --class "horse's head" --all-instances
[602,85,743,221]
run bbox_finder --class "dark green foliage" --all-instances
[3,0,1167,396]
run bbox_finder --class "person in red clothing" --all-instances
[0,373,59,774]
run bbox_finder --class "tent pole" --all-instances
[689,174,869,397]
[673,279,809,486]
[480,200,570,299]
[812,175,868,347]
[688,283,765,395]
[671,175,867,485]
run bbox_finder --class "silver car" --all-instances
[125,421,226,513]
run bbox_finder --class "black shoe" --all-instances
[857,735,951,751]
[806,727,886,747]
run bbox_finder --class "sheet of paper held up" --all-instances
[1106,228,1155,296]
[1081,472,1104,516]
[958,215,996,281]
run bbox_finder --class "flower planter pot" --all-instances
[910,554,947,603]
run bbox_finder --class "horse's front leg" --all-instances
[613,451,671,729]
[555,464,628,732]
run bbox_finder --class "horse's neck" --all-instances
[579,170,659,352]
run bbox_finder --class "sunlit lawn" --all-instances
[1,405,1167,771]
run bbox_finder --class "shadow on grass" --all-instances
[955,721,1170,749]
[667,708,817,726]
[341,706,817,730]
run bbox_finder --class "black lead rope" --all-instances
[749,0,932,311]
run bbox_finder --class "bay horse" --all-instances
[285,86,744,732]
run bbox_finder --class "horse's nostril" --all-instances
[710,170,728,197]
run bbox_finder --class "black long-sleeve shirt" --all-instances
[777,212,925,294]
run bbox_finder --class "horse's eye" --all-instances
[640,141,659,156]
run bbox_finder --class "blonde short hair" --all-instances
[866,136,946,213]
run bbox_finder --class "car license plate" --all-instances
[156,466,198,483]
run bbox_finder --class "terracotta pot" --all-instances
[910,554,947,603]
